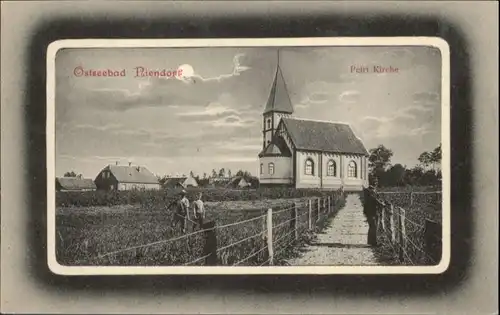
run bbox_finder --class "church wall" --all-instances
[259,156,293,185]
[295,151,321,188]
[321,152,343,188]
[295,151,367,190]
[339,154,368,190]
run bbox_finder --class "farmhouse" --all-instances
[94,164,160,191]
[56,177,96,192]
[164,174,199,189]
[227,176,251,189]
[258,62,369,191]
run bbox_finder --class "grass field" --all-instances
[56,189,342,266]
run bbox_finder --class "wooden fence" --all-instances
[369,190,442,265]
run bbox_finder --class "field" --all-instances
[372,186,443,265]
[56,188,343,266]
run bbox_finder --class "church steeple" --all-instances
[262,50,294,150]
[263,51,294,115]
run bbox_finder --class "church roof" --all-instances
[263,66,294,114]
[281,118,368,155]
[259,136,292,158]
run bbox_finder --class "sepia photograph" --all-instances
[47,38,450,275]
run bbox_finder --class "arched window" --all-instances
[348,161,357,178]
[267,140,271,146]
[260,163,263,175]
[268,163,275,175]
[267,119,271,129]
[305,159,314,175]
[327,160,336,176]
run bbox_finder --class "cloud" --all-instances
[412,91,440,104]
[73,53,260,113]
[189,54,250,82]
[338,90,360,104]
[360,113,435,139]
[73,123,123,131]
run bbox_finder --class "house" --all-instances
[94,164,160,191]
[164,177,187,189]
[258,60,369,191]
[183,174,199,187]
[227,176,250,189]
[163,173,199,189]
[55,177,97,192]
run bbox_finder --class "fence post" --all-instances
[410,192,414,206]
[294,202,299,241]
[424,219,442,265]
[203,221,218,266]
[266,208,274,266]
[328,196,331,213]
[398,207,407,263]
[389,204,396,244]
[317,198,321,222]
[308,199,312,230]
[381,203,386,232]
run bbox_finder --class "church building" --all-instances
[258,61,369,191]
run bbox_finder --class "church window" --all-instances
[327,160,336,176]
[305,159,314,175]
[267,119,271,129]
[268,163,275,175]
[267,140,271,146]
[348,161,357,178]
[260,163,263,175]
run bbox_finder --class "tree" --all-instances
[368,145,393,185]
[418,151,432,170]
[218,168,226,178]
[385,164,406,186]
[430,143,442,170]
[228,169,232,178]
[211,169,217,178]
[203,172,207,179]
[236,170,245,177]
[190,170,195,178]
[64,171,78,177]
[368,145,394,171]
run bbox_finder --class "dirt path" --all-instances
[287,194,380,266]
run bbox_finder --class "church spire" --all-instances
[263,49,294,115]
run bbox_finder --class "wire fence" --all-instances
[77,188,346,266]
[377,190,442,206]
[369,190,442,265]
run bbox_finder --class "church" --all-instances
[258,62,369,191]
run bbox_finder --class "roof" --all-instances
[105,165,159,184]
[281,118,368,155]
[263,66,294,114]
[56,177,96,190]
[258,135,292,158]
[164,177,187,188]
[227,176,250,188]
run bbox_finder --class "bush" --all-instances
[56,187,337,208]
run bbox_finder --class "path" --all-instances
[287,194,380,266]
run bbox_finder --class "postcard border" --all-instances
[46,37,451,276]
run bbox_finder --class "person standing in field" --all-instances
[192,192,205,230]
[172,190,190,233]
[363,180,379,246]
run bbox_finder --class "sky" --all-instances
[55,45,442,179]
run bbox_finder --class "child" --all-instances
[192,192,205,229]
